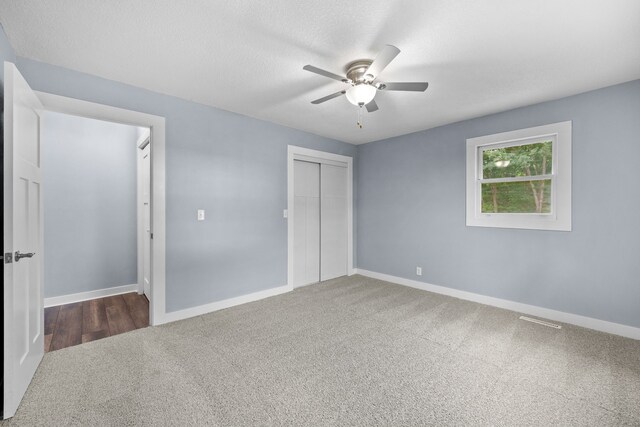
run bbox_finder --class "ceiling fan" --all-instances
[303,45,429,127]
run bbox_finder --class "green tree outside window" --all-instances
[481,141,552,213]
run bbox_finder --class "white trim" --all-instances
[287,146,354,289]
[44,284,139,308]
[162,285,293,324]
[356,269,640,340]
[35,91,167,326]
[466,121,572,231]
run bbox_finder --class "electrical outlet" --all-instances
[416,266,422,276]
[197,209,205,221]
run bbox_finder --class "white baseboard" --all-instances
[44,284,139,308]
[355,269,640,340]
[160,284,293,324]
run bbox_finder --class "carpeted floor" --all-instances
[3,275,640,425]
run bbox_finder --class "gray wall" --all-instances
[0,23,15,93]
[41,112,139,298]
[357,79,640,328]
[1,23,16,177]
[13,56,356,313]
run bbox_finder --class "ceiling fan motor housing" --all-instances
[346,60,374,84]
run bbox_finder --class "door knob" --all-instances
[15,251,35,261]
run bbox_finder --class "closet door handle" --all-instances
[15,251,35,261]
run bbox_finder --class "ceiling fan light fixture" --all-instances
[345,83,376,106]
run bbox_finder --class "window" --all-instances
[466,121,571,231]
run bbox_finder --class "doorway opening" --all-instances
[40,111,150,351]
[34,90,167,327]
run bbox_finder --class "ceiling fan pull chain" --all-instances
[357,104,364,129]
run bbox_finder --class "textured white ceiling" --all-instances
[1,0,639,144]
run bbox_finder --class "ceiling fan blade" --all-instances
[311,90,346,104]
[379,82,429,92]
[365,100,379,113]
[303,65,349,83]
[364,45,401,80]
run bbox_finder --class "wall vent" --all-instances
[519,316,562,329]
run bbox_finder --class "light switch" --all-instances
[197,209,205,221]
[283,209,288,218]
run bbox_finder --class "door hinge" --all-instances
[4,252,13,264]
[150,233,154,239]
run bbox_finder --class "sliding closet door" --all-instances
[320,163,348,281]
[293,160,320,287]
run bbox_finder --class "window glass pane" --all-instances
[481,179,551,213]
[482,140,552,179]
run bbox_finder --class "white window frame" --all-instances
[466,121,572,231]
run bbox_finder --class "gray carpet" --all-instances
[3,275,640,426]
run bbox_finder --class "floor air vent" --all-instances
[519,316,562,329]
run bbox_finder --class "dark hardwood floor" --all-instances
[44,293,149,352]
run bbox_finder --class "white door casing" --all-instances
[33,91,166,326]
[292,160,320,287]
[3,62,45,419]
[320,163,348,281]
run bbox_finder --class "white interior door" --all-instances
[292,160,320,287]
[3,62,45,419]
[320,163,348,281]
[141,142,151,297]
